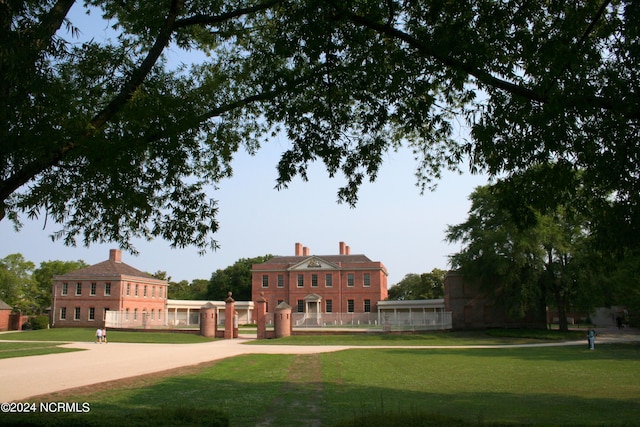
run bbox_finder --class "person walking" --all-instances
[101,328,107,343]
[587,329,596,350]
[95,328,102,344]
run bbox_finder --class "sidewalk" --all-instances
[1,328,637,402]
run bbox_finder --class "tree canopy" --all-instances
[0,254,86,314]
[388,269,445,301]
[207,255,273,301]
[2,1,639,254]
[446,183,609,330]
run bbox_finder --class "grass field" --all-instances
[0,328,214,359]
[1,329,638,426]
[0,328,214,344]
[0,341,82,359]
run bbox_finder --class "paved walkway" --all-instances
[1,327,638,402]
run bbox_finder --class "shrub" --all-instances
[29,315,50,330]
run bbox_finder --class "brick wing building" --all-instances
[0,299,12,331]
[51,249,168,328]
[251,242,388,325]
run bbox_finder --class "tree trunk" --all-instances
[554,289,569,332]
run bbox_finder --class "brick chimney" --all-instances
[295,243,303,256]
[109,249,122,263]
[345,245,350,255]
[339,241,346,255]
[303,246,310,256]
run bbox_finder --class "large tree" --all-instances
[167,278,208,300]
[207,255,272,301]
[0,254,37,313]
[33,259,87,311]
[446,183,603,331]
[2,1,639,255]
[388,269,445,301]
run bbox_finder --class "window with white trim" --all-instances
[347,274,354,287]
[347,299,354,313]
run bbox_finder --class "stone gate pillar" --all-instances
[274,302,292,338]
[200,302,216,337]
[255,293,267,340]
[224,292,235,339]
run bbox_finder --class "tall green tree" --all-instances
[207,255,273,301]
[167,280,190,300]
[607,250,640,326]
[167,278,209,300]
[446,184,597,331]
[2,1,638,258]
[33,259,87,312]
[0,254,37,313]
[388,269,445,300]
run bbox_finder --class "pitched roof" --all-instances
[263,254,373,265]
[0,299,12,310]
[60,259,155,279]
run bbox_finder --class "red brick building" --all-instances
[251,242,388,323]
[444,271,546,329]
[51,249,168,328]
[0,299,11,331]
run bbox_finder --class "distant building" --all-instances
[444,271,546,329]
[251,242,388,325]
[51,249,168,328]
[0,299,12,331]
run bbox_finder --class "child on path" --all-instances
[95,328,102,344]
[587,329,596,350]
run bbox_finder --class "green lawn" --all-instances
[0,328,214,344]
[247,329,587,346]
[2,338,638,426]
[0,342,83,359]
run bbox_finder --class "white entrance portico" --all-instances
[299,293,323,326]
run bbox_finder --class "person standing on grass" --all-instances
[587,329,596,350]
[102,328,107,343]
[95,328,102,344]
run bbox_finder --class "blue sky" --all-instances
[0,141,486,286]
[0,4,488,287]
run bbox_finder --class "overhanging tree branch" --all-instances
[333,2,632,119]
[174,0,282,28]
[0,0,186,214]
